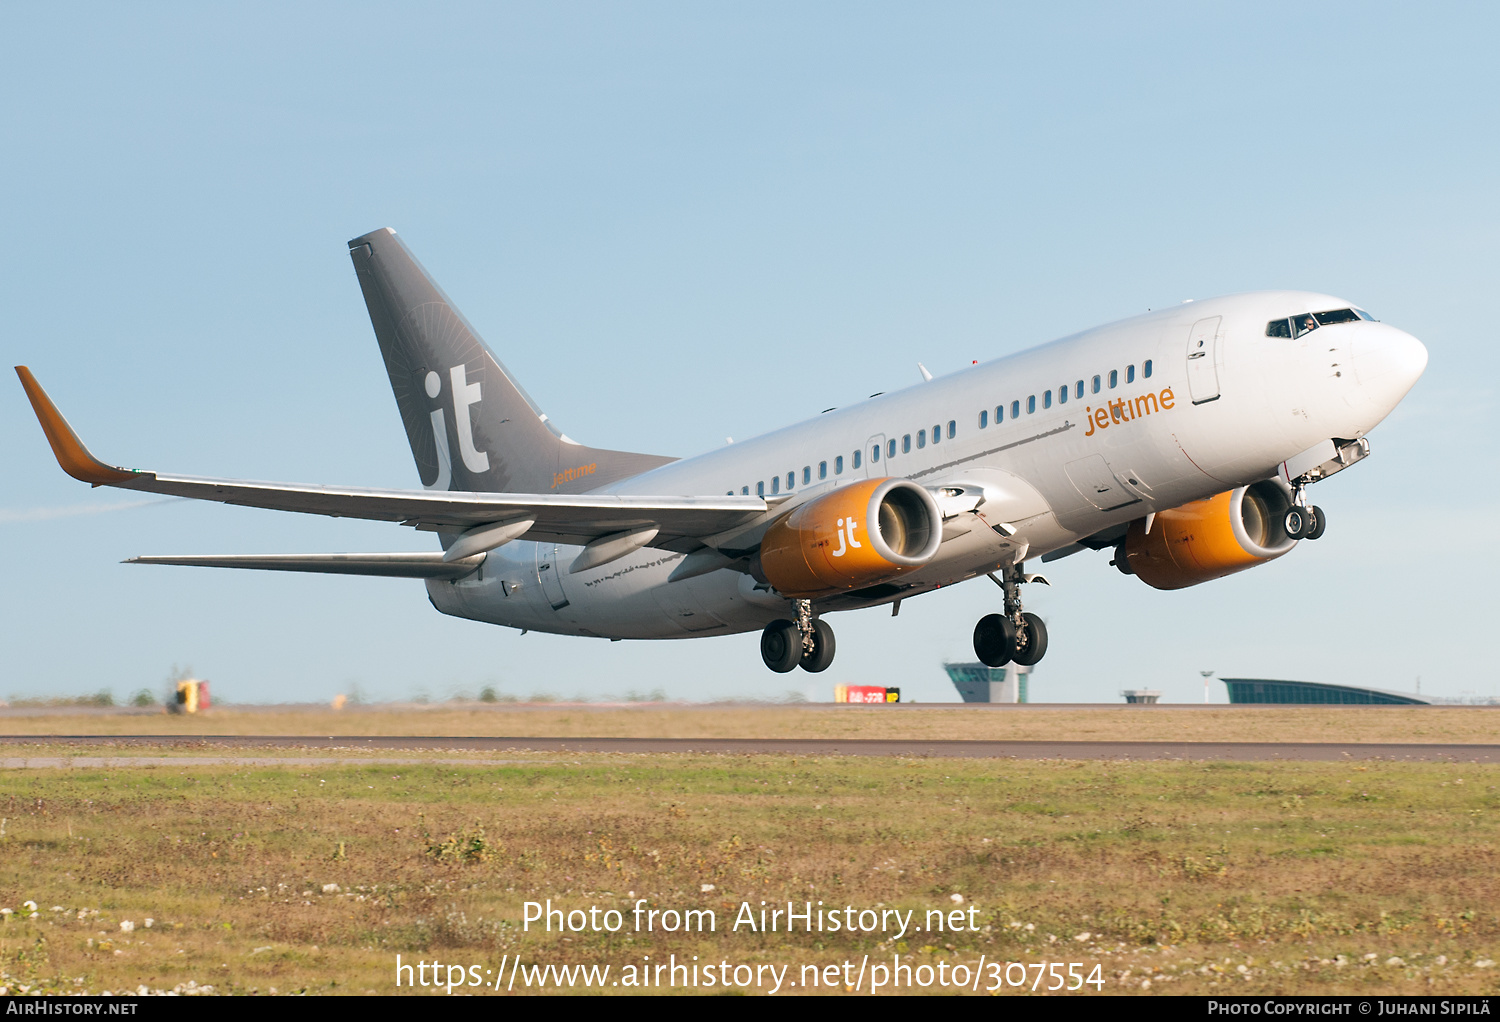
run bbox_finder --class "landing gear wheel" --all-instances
[1283,506,1310,540]
[760,619,801,673]
[1305,505,1327,541]
[799,619,836,673]
[1011,612,1049,667]
[973,613,1017,668]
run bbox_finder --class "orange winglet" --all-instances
[14,366,143,485]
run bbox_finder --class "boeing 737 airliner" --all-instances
[16,229,1428,673]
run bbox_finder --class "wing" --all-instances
[16,367,767,552]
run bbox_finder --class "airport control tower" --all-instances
[944,662,1030,703]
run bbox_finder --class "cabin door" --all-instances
[534,545,571,610]
[1186,316,1222,404]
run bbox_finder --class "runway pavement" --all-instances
[2,735,1499,762]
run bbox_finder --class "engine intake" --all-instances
[1123,479,1298,590]
[757,478,942,598]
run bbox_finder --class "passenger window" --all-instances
[803,466,811,485]
[995,405,1004,423]
[947,420,955,439]
[771,476,779,495]
[756,481,764,497]
[1076,380,1084,399]
[1058,385,1067,405]
[1108,370,1118,389]
[1027,395,1036,414]
[915,429,925,449]
[1043,390,1052,409]
[835,456,843,475]
[979,409,988,429]
[1144,359,1153,378]
[871,444,880,463]
[1011,400,1020,419]
[1292,314,1319,338]
[931,424,941,444]
[787,471,795,490]
[818,461,827,480]
[1092,375,1101,394]
[1127,365,1135,384]
[1266,318,1292,337]
[853,449,862,469]
[903,434,911,453]
[742,486,749,495]
[887,439,896,458]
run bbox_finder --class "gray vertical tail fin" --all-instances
[348,228,674,494]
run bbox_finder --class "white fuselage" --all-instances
[428,291,1426,639]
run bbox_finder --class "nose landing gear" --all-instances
[1283,478,1327,542]
[973,564,1049,668]
[761,599,836,673]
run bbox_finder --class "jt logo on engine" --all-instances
[831,517,862,558]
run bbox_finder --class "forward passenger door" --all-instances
[1186,316,1222,404]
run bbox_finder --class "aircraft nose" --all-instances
[1352,322,1428,405]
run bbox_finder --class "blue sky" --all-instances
[2,3,1495,704]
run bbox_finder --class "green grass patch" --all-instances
[0,755,1497,995]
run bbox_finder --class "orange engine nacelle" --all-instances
[757,478,942,598]
[1123,479,1299,590]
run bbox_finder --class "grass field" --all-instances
[2,744,1497,996]
[3,702,1499,744]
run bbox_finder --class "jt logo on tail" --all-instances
[423,366,490,490]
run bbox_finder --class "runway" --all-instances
[3,735,1499,762]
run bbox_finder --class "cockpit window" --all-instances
[1268,308,1363,338]
[1354,307,1377,321]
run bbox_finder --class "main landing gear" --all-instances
[761,599,835,673]
[1283,478,1327,542]
[973,563,1048,668]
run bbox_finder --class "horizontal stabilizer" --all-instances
[126,552,488,579]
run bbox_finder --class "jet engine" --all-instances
[756,478,942,598]
[1121,479,1298,590]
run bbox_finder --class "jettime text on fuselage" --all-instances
[1083,386,1176,438]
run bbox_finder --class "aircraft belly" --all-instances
[424,536,787,640]
[902,516,1047,585]
[423,545,573,635]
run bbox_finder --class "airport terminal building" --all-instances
[1220,678,1427,705]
